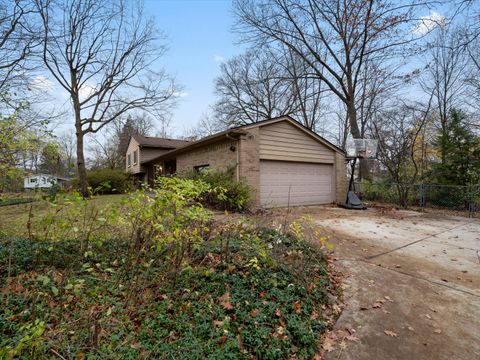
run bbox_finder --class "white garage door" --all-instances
[260,160,334,207]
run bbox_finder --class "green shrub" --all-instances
[72,169,134,194]
[185,167,251,211]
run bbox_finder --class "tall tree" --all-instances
[421,27,470,163]
[35,0,178,196]
[0,0,40,90]
[430,109,480,185]
[233,0,435,178]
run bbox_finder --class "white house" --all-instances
[24,174,69,190]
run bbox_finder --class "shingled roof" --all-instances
[131,134,189,149]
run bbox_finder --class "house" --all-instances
[127,116,347,207]
[125,135,190,182]
[24,174,69,190]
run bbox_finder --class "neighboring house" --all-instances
[131,115,347,208]
[125,134,190,182]
[24,174,69,190]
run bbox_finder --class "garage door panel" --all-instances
[260,160,334,207]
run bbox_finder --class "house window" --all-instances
[127,154,131,167]
[133,150,138,165]
[194,164,210,173]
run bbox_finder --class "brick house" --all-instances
[126,116,347,207]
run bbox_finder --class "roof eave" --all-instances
[145,130,247,164]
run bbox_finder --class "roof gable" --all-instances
[242,116,344,154]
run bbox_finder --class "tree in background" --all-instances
[372,102,432,206]
[0,0,40,91]
[35,0,178,197]
[88,113,155,170]
[430,109,480,185]
[232,0,436,179]
[0,93,48,191]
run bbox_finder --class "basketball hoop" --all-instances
[346,139,378,159]
[339,138,378,210]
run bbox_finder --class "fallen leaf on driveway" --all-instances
[384,330,398,337]
[322,337,336,352]
[407,326,414,331]
[384,296,394,302]
[425,314,432,320]
[434,329,442,334]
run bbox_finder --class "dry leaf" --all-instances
[310,311,319,320]
[332,304,342,314]
[384,330,398,337]
[372,302,383,308]
[434,329,442,334]
[213,320,223,327]
[346,335,360,342]
[219,292,233,310]
[339,340,347,349]
[322,337,336,352]
[293,301,301,314]
[407,326,414,331]
[425,314,432,320]
[251,309,259,317]
[275,308,282,317]
[384,296,393,302]
[218,335,228,346]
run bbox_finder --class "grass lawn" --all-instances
[0,194,126,237]
[0,183,340,359]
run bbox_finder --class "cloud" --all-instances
[412,12,447,34]
[79,82,96,100]
[29,75,54,92]
[173,91,188,98]
[214,55,225,63]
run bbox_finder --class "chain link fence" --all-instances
[355,182,480,217]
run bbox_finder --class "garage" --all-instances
[259,160,334,207]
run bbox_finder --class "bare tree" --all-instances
[372,100,432,206]
[0,0,40,90]
[233,0,438,178]
[35,0,178,196]
[421,26,471,163]
[183,111,226,140]
[215,50,297,126]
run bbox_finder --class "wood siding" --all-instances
[141,148,170,164]
[259,121,335,163]
[126,138,141,174]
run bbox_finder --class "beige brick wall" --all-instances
[335,152,347,203]
[176,138,239,176]
[238,128,261,206]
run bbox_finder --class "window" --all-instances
[127,154,131,167]
[30,178,37,183]
[194,164,210,173]
[133,150,138,165]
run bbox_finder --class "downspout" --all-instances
[226,133,240,182]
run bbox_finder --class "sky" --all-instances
[143,0,244,136]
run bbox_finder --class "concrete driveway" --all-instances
[308,207,480,360]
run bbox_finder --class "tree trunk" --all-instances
[75,126,88,198]
[72,91,88,198]
[346,98,370,180]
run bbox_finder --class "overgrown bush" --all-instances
[72,169,134,194]
[185,167,251,211]
[0,179,339,359]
